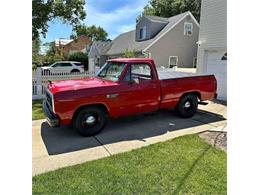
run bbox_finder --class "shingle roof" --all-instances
[94,41,112,55]
[106,12,190,55]
[145,15,169,23]
[106,30,153,55]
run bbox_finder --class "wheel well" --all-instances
[180,91,201,101]
[72,104,109,121]
[71,69,79,72]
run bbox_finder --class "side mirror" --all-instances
[130,78,140,84]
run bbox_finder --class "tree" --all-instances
[70,24,108,41]
[44,42,65,63]
[32,37,41,63]
[32,0,86,40]
[32,37,45,67]
[68,52,88,70]
[122,48,136,58]
[137,0,201,23]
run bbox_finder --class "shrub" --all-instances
[32,64,37,70]
[68,52,88,70]
[122,48,136,58]
[45,53,64,64]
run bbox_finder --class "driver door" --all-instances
[113,63,161,116]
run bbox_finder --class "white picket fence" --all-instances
[32,68,96,100]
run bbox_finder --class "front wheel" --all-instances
[73,107,107,136]
[177,94,198,118]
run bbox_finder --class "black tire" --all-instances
[71,69,80,74]
[73,107,107,136]
[177,94,198,118]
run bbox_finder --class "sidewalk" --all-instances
[32,101,227,176]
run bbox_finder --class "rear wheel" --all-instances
[71,69,80,74]
[73,107,106,136]
[177,94,198,118]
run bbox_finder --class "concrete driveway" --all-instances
[32,100,227,176]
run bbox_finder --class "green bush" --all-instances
[68,52,88,70]
[122,48,136,58]
[32,64,37,70]
[44,53,64,64]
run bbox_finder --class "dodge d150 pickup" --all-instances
[43,58,217,136]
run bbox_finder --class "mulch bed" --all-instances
[199,131,227,152]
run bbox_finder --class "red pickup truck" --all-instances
[43,58,217,136]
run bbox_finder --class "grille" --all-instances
[46,89,53,109]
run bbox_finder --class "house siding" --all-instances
[99,55,108,67]
[147,15,199,68]
[197,0,227,73]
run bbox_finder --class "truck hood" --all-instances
[48,77,118,94]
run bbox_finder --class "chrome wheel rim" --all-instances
[184,101,191,108]
[85,115,96,125]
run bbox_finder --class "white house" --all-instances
[196,0,227,101]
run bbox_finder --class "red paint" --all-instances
[47,58,217,125]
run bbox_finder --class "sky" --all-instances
[41,0,149,44]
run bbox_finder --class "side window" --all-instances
[60,63,72,67]
[52,63,60,67]
[184,22,193,36]
[124,64,152,82]
[139,28,143,39]
[74,62,82,66]
[139,26,146,40]
[124,66,131,81]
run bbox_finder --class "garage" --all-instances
[205,50,227,101]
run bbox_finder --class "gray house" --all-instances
[89,11,199,69]
[88,41,112,72]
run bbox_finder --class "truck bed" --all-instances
[157,69,216,108]
[157,69,212,80]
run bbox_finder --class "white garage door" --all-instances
[205,50,227,101]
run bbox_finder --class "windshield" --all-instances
[96,61,126,82]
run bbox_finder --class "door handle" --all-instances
[106,94,119,99]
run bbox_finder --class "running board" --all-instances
[198,101,208,105]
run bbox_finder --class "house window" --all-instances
[184,22,193,36]
[193,57,197,68]
[169,56,178,68]
[139,26,146,40]
[221,52,227,60]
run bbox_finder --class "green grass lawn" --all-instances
[32,100,44,120]
[33,134,227,194]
